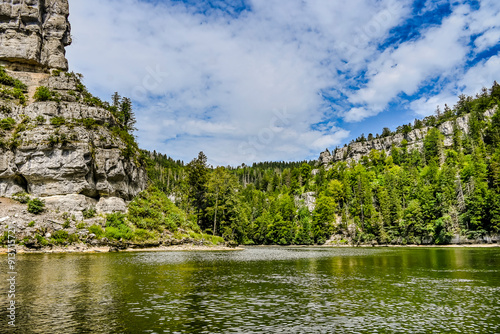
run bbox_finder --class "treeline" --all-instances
[146,82,500,245]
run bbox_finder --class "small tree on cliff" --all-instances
[110,92,136,133]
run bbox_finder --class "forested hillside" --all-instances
[146,82,500,245]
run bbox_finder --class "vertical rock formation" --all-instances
[0,0,148,214]
[0,0,71,71]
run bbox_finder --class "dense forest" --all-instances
[145,82,500,245]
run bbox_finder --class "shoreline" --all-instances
[1,243,498,254]
[0,244,244,254]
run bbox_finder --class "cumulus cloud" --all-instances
[66,0,500,165]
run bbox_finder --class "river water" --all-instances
[1,247,499,333]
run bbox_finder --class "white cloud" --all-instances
[347,6,471,119]
[66,0,500,165]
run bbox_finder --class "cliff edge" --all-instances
[0,0,147,216]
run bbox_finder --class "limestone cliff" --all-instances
[0,0,147,214]
[318,108,497,167]
[0,72,148,213]
[0,0,71,71]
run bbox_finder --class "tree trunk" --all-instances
[213,188,219,235]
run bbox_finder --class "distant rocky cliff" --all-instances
[319,108,497,166]
[0,0,147,214]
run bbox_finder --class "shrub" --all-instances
[105,213,133,240]
[27,198,45,214]
[60,133,70,146]
[50,116,66,127]
[47,135,58,147]
[0,66,27,90]
[81,118,97,129]
[35,234,49,247]
[62,220,71,229]
[0,117,16,131]
[132,228,156,242]
[76,222,86,229]
[68,234,80,244]
[82,207,96,219]
[34,86,60,102]
[28,221,35,227]
[89,224,105,238]
[51,230,69,244]
[127,186,197,232]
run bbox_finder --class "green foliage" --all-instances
[81,118,96,129]
[35,234,49,247]
[105,213,134,240]
[128,186,197,232]
[27,198,45,214]
[34,86,60,102]
[0,66,27,92]
[0,67,27,104]
[28,221,35,227]
[51,230,69,245]
[76,222,86,229]
[12,192,29,203]
[89,224,105,238]
[35,115,46,124]
[82,207,96,219]
[1,89,23,104]
[50,116,66,127]
[0,117,16,130]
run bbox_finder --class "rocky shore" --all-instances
[0,243,242,254]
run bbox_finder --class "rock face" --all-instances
[319,108,497,167]
[0,0,71,71]
[0,74,148,210]
[0,0,148,214]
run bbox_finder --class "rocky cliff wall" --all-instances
[0,73,148,213]
[319,108,497,167]
[0,0,71,71]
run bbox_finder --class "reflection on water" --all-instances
[1,247,499,333]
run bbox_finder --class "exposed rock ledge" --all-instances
[319,108,497,166]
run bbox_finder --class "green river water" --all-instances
[1,247,499,333]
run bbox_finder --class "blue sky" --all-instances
[66,0,500,166]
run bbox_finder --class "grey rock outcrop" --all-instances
[319,108,497,167]
[0,74,148,212]
[0,0,71,71]
[295,191,316,212]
